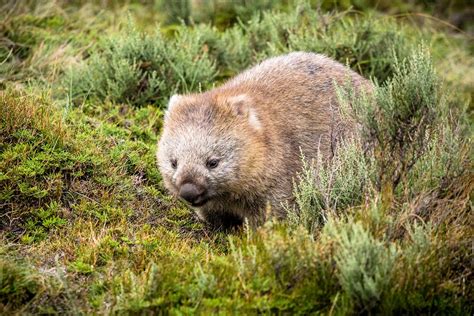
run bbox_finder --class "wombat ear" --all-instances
[227,94,250,117]
[165,94,181,120]
[227,94,261,130]
[168,94,181,111]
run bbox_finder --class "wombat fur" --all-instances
[157,52,371,228]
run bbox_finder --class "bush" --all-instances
[68,22,217,108]
[68,5,421,107]
[156,0,287,28]
[324,219,398,311]
[339,47,442,199]
[289,140,375,233]
[287,12,415,82]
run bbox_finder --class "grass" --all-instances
[0,0,472,314]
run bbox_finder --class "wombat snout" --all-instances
[179,183,208,207]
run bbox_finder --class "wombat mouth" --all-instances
[190,198,210,208]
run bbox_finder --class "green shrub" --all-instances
[386,221,470,314]
[68,22,217,108]
[156,0,191,25]
[339,47,442,198]
[289,140,375,233]
[403,124,469,197]
[287,13,415,82]
[156,0,287,28]
[216,4,416,82]
[324,219,397,311]
[68,5,421,107]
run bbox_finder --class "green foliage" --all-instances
[67,4,425,107]
[385,222,469,314]
[0,91,94,237]
[23,201,67,243]
[104,225,338,314]
[0,88,171,243]
[68,22,217,107]
[209,4,417,81]
[0,252,65,313]
[404,124,469,198]
[0,257,40,309]
[287,12,415,82]
[156,0,191,25]
[155,0,474,32]
[325,218,397,311]
[69,260,94,274]
[156,0,288,28]
[289,140,375,233]
[339,47,444,196]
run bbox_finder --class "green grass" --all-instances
[0,0,472,314]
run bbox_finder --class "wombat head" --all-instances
[157,92,264,208]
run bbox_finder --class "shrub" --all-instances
[287,13,415,82]
[324,218,397,311]
[339,47,442,200]
[68,22,217,108]
[68,5,421,108]
[156,0,286,28]
[222,4,415,82]
[289,140,375,233]
[403,124,470,198]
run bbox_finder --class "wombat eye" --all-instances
[206,158,220,169]
[170,159,177,169]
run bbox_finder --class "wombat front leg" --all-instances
[195,208,244,230]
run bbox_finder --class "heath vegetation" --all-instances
[0,0,472,314]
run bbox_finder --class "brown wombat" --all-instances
[157,52,370,228]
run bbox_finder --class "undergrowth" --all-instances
[66,5,421,108]
[0,0,472,314]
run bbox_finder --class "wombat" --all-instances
[157,52,370,228]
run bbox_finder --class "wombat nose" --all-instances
[179,183,205,204]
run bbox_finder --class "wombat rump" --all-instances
[157,52,370,228]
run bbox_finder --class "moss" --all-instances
[0,258,40,308]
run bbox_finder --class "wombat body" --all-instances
[157,52,370,228]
